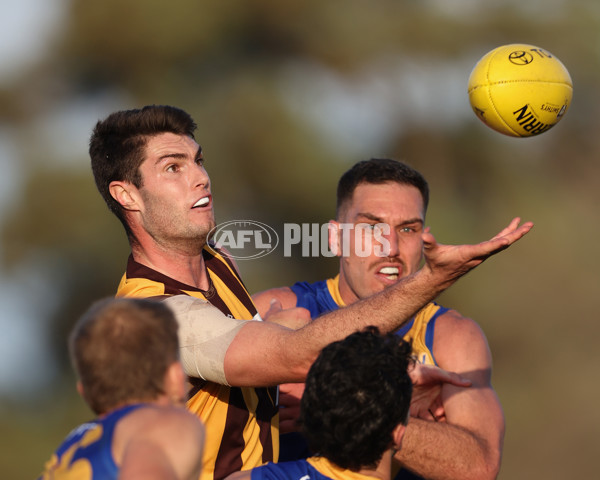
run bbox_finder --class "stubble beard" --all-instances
[146,208,216,256]
[174,216,216,254]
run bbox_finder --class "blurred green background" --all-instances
[1,1,598,478]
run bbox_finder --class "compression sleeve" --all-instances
[162,295,246,386]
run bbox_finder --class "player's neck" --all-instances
[131,239,210,290]
[357,451,393,480]
[336,274,360,306]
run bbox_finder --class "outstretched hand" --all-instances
[422,217,533,289]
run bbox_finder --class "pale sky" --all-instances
[0,0,67,394]
[0,0,66,84]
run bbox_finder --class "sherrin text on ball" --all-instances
[468,44,572,137]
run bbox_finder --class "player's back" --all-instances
[38,404,143,479]
[250,458,347,480]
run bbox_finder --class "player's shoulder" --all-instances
[159,407,205,441]
[122,404,205,443]
[433,308,493,366]
[434,308,489,342]
[116,405,205,480]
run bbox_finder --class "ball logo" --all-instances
[512,104,552,135]
[468,43,572,137]
[208,220,278,260]
[508,50,534,66]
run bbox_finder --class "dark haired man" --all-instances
[39,298,205,480]
[89,105,531,480]
[253,158,506,480]
[226,327,414,480]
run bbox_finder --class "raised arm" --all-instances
[223,218,532,386]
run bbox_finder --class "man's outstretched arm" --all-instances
[223,218,533,386]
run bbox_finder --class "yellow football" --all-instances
[468,44,573,137]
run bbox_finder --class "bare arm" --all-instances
[224,218,532,386]
[394,311,504,480]
[118,407,205,480]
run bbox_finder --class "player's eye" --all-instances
[364,223,390,237]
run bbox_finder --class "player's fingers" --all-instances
[466,221,533,261]
[279,407,300,422]
[492,218,534,243]
[410,406,433,420]
[422,229,437,250]
[442,371,472,387]
[410,364,471,386]
[431,404,445,419]
[278,383,295,394]
[485,221,534,253]
[421,365,471,387]
[263,299,282,321]
[279,419,300,434]
[433,366,471,387]
[492,217,522,239]
[280,382,305,396]
[278,395,298,407]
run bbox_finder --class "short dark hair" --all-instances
[89,105,197,233]
[300,327,413,471]
[336,158,429,219]
[69,297,180,415]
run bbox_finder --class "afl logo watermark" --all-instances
[208,220,279,260]
[508,50,534,65]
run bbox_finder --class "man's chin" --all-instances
[191,217,215,243]
[180,223,214,252]
[377,275,402,290]
[195,229,213,248]
[358,283,390,300]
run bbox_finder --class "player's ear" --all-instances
[109,181,141,212]
[76,381,86,400]
[391,423,406,451]
[328,220,343,257]
[164,361,186,406]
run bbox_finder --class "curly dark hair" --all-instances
[336,158,429,219]
[300,326,413,471]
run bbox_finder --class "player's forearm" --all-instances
[293,220,535,363]
[308,267,444,340]
[266,273,438,383]
[229,261,476,386]
[394,418,501,480]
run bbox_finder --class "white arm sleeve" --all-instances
[162,295,247,386]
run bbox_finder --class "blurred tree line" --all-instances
[0,1,599,478]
